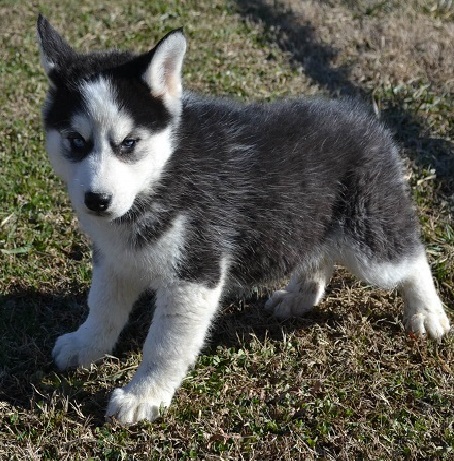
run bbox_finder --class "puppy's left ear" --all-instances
[37,14,75,84]
[142,29,186,112]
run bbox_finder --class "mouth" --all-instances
[86,209,114,219]
[112,208,136,224]
[111,196,147,225]
[82,203,136,224]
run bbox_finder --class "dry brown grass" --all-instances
[282,0,454,92]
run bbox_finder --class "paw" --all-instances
[105,386,172,425]
[52,330,110,370]
[265,290,315,320]
[404,306,451,341]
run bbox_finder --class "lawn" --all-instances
[0,0,453,459]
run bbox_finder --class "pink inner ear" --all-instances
[163,60,182,98]
[141,32,186,100]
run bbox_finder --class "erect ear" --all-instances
[37,14,75,83]
[141,29,187,110]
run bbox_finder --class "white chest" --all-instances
[80,213,187,288]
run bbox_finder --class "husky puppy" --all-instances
[37,15,450,425]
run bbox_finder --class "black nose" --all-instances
[84,191,112,213]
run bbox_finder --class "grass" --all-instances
[1,0,453,459]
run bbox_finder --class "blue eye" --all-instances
[121,138,137,149]
[67,133,87,151]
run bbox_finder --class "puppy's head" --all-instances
[37,15,186,220]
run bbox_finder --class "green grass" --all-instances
[1,0,453,459]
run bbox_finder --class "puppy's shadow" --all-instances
[0,286,88,409]
[117,284,344,357]
[0,276,397,426]
[205,273,403,353]
[209,294,335,350]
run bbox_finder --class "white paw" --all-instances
[52,330,110,370]
[265,290,315,320]
[105,386,172,425]
[404,306,451,340]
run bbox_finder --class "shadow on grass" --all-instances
[235,0,454,200]
[0,281,343,415]
[0,273,406,427]
[209,294,337,350]
[208,269,405,352]
[237,0,365,98]
[0,286,86,408]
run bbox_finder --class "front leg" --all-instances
[106,279,224,425]
[53,257,146,370]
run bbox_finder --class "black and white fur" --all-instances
[37,15,450,425]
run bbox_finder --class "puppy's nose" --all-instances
[84,191,112,213]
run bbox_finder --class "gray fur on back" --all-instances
[122,93,421,288]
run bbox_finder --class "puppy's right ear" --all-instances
[141,29,186,115]
[37,14,74,84]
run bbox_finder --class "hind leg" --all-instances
[265,260,333,319]
[341,247,450,340]
[399,253,450,339]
